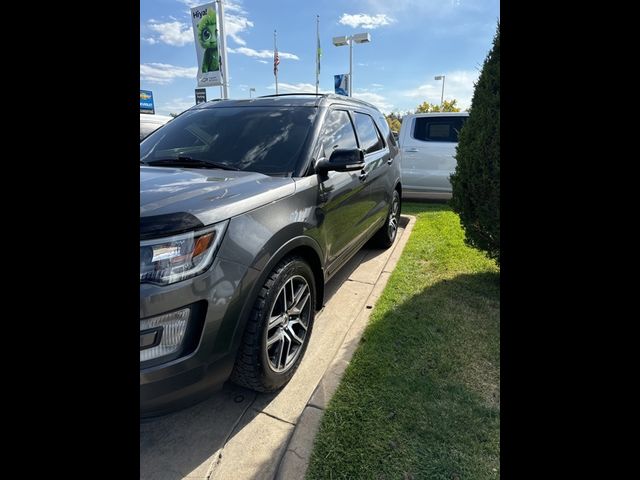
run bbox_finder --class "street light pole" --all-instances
[333,33,370,97]
[218,0,230,99]
[435,75,445,108]
[249,87,255,98]
[349,38,353,97]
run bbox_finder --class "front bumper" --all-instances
[140,257,259,417]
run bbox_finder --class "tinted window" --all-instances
[140,106,317,175]
[375,114,395,147]
[353,112,383,154]
[413,116,467,142]
[319,109,358,158]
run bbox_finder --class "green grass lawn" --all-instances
[306,202,500,480]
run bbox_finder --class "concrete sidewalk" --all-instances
[140,215,416,480]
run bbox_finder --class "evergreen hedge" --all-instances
[450,23,500,265]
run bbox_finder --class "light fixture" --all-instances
[332,36,349,47]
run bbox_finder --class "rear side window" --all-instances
[319,109,358,158]
[353,112,384,154]
[375,114,396,147]
[413,116,468,142]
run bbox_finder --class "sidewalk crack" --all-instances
[253,409,297,426]
[206,393,257,479]
[288,448,305,461]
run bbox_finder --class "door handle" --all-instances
[404,147,418,153]
[359,171,368,182]
[387,158,393,165]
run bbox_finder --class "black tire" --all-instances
[371,189,401,248]
[230,256,316,392]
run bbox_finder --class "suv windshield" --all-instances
[140,106,317,176]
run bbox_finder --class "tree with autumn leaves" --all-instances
[415,99,461,113]
[385,99,462,132]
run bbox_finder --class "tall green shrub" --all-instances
[450,22,500,265]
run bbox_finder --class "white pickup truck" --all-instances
[398,112,469,200]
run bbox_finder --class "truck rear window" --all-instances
[413,116,467,142]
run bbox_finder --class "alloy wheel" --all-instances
[388,194,399,241]
[265,275,311,373]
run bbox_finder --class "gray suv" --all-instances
[140,94,402,416]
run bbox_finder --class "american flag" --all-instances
[273,46,279,76]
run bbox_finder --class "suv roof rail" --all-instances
[257,93,325,99]
[257,92,377,109]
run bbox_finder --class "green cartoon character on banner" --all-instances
[198,9,220,73]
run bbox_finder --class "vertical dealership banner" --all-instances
[195,88,207,104]
[334,74,349,96]
[191,3,223,87]
[140,90,155,114]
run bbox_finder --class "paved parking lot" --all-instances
[140,215,414,480]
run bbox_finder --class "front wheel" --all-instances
[371,189,400,248]
[231,256,316,392]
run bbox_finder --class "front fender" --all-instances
[219,234,325,360]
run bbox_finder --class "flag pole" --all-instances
[274,30,279,95]
[316,15,320,95]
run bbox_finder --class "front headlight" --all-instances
[140,220,228,285]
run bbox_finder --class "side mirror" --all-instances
[316,148,365,173]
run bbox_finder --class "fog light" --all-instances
[140,308,190,362]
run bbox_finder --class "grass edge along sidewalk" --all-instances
[306,202,500,480]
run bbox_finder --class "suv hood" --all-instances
[140,166,295,227]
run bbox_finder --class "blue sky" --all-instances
[141,0,499,116]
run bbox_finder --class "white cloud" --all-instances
[267,83,331,94]
[257,60,268,64]
[159,96,196,116]
[146,20,193,46]
[224,1,247,14]
[225,14,254,46]
[277,51,299,60]
[228,47,299,60]
[401,70,480,110]
[178,0,201,7]
[371,83,383,87]
[338,13,394,29]
[140,63,198,85]
[142,37,158,45]
[403,84,437,98]
[353,91,394,114]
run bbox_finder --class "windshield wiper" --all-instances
[145,156,240,171]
